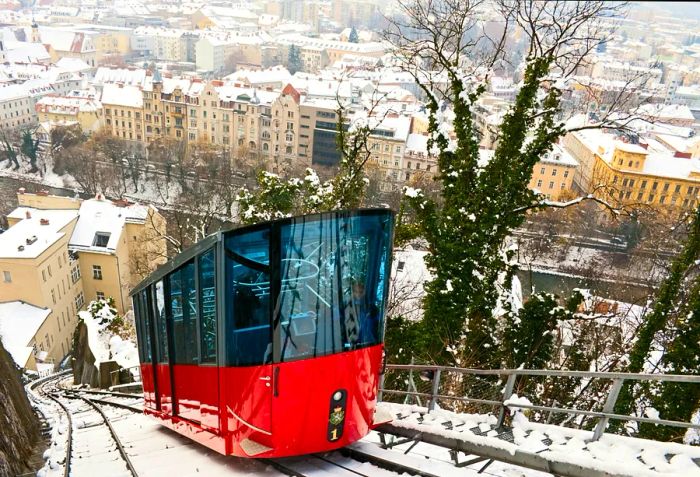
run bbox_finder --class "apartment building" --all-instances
[0,72,57,130]
[528,144,579,201]
[0,191,167,371]
[0,203,81,370]
[35,93,104,133]
[102,83,145,143]
[403,133,438,183]
[591,141,700,213]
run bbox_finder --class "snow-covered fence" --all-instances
[380,364,700,442]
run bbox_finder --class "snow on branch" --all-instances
[512,193,622,215]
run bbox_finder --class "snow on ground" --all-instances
[79,301,138,372]
[378,401,700,476]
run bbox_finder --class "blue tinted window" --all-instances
[154,280,169,363]
[134,290,152,363]
[169,262,198,364]
[199,249,217,364]
[276,212,393,362]
[225,228,271,366]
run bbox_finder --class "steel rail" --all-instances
[43,392,73,477]
[260,459,309,477]
[339,446,443,477]
[77,395,140,477]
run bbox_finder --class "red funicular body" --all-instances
[131,210,394,457]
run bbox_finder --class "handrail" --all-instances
[384,363,700,383]
[380,363,700,442]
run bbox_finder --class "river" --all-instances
[517,269,654,305]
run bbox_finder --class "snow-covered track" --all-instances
[57,392,140,476]
[265,452,400,477]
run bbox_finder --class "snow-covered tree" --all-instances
[388,0,623,367]
[349,27,359,43]
[236,104,376,223]
[287,45,302,75]
[614,206,700,435]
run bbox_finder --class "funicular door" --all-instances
[153,280,174,415]
[167,261,203,423]
[196,248,220,431]
[135,289,158,410]
[224,227,273,437]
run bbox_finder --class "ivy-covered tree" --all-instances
[349,26,359,43]
[0,129,20,170]
[614,206,700,431]
[503,291,583,370]
[20,129,41,173]
[386,1,622,367]
[639,273,700,442]
[287,45,302,75]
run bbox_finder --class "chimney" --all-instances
[25,210,31,219]
[18,187,26,194]
[674,151,691,159]
[26,235,37,245]
[40,218,49,225]
[37,190,48,196]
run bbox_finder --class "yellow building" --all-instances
[0,192,167,371]
[35,94,104,133]
[528,144,579,200]
[102,83,145,143]
[591,142,700,214]
[0,201,82,370]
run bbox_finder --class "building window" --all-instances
[96,291,105,300]
[564,170,569,178]
[92,232,111,247]
[552,169,557,176]
[51,289,56,305]
[75,291,85,310]
[2,271,10,283]
[93,265,103,280]
[537,180,542,188]
[48,265,52,277]
[71,266,81,283]
[549,181,554,189]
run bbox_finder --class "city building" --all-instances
[528,144,579,200]
[35,93,104,133]
[0,191,167,370]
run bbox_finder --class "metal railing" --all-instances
[379,364,700,442]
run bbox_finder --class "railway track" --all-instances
[33,375,140,477]
[28,373,473,477]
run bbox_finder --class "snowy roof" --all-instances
[225,66,291,86]
[4,42,51,63]
[406,133,429,154]
[0,301,50,367]
[539,144,578,167]
[36,94,102,114]
[640,154,700,181]
[0,208,78,259]
[68,198,148,254]
[55,57,92,73]
[100,83,143,108]
[216,85,279,105]
[634,103,695,121]
[93,67,147,87]
[38,27,95,53]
